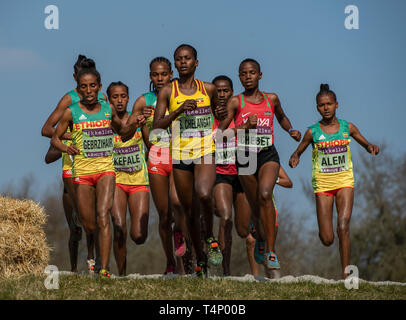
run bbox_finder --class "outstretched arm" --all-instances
[349,123,379,155]
[41,93,73,140]
[270,93,301,142]
[289,128,313,168]
[111,106,145,142]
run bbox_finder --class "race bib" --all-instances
[82,128,114,158]
[178,106,212,138]
[238,126,273,152]
[318,145,350,173]
[113,145,142,173]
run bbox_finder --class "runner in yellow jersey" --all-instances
[153,44,227,277]
[131,57,189,275]
[41,55,106,273]
[51,67,145,278]
[289,83,379,279]
[107,81,150,276]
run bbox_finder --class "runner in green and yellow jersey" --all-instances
[107,81,150,276]
[289,83,379,279]
[51,67,145,278]
[41,55,106,273]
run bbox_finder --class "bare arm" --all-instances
[44,145,62,164]
[269,93,301,142]
[51,108,80,155]
[204,82,227,121]
[289,128,313,168]
[349,122,379,155]
[153,84,197,130]
[111,105,145,142]
[277,166,293,188]
[41,93,73,140]
[218,95,238,131]
[131,95,153,150]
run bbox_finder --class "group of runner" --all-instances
[41,44,379,279]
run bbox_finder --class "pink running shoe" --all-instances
[174,231,186,257]
[164,264,175,275]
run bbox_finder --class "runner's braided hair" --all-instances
[74,54,96,74]
[316,84,337,103]
[107,81,129,100]
[149,56,172,92]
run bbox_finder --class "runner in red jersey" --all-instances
[212,75,251,276]
[218,58,301,270]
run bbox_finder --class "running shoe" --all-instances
[254,240,266,265]
[194,261,208,278]
[99,269,112,278]
[174,231,186,257]
[206,237,223,266]
[87,259,96,274]
[266,251,280,270]
[164,264,175,275]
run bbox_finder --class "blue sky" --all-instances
[1,0,405,219]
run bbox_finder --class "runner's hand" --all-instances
[289,153,300,168]
[136,114,146,127]
[289,129,301,142]
[214,105,227,121]
[180,99,197,112]
[243,115,257,129]
[143,105,153,118]
[367,144,379,155]
[66,145,80,155]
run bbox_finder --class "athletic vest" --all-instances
[169,79,214,160]
[113,113,148,186]
[62,89,106,172]
[70,100,114,177]
[234,92,275,153]
[309,119,354,193]
[213,118,237,175]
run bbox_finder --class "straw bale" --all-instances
[0,196,50,278]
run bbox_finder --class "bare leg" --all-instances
[111,186,128,276]
[335,188,354,279]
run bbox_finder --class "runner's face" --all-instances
[174,47,198,76]
[150,62,173,92]
[109,85,129,113]
[78,73,100,104]
[239,62,262,90]
[317,94,338,120]
[214,80,233,106]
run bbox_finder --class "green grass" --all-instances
[1,275,405,300]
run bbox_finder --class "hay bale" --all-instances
[0,196,50,278]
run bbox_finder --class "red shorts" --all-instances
[316,186,354,197]
[73,171,115,186]
[148,146,172,176]
[116,184,149,196]
[62,170,73,179]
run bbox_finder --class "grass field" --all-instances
[1,274,405,300]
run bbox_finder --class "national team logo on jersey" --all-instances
[264,111,272,117]
[105,113,111,117]
[343,133,348,137]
